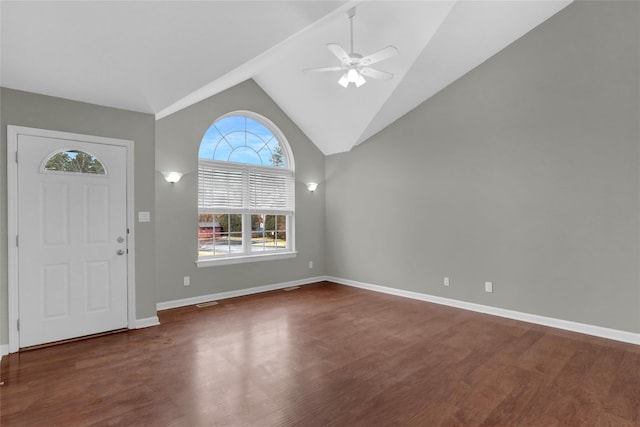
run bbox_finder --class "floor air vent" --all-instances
[196,301,219,308]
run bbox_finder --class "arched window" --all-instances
[197,112,295,265]
[43,149,106,174]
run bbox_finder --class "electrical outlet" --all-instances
[484,281,493,293]
[184,276,190,286]
[308,261,313,269]
[444,277,450,286]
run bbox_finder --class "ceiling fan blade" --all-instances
[303,66,344,73]
[360,67,393,80]
[359,46,398,66]
[327,43,351,63]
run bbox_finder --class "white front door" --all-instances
[16,133,129,348]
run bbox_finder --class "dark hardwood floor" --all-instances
[1,281,639,426]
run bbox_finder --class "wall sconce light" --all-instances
[163,171,183,184]
[307,182,318,192]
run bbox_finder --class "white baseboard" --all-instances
[326,276,640,346]
[157,276,327,311]
[155,275,639,346]
[134,316,160,329]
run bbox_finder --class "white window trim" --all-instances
[196,251,298,268]
[197,111,296,267]
[197,211,296,265]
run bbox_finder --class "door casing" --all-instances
[7,125,137,353]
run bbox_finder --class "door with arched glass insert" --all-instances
[15,134,129,348]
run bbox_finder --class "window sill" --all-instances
[196,251,297,268]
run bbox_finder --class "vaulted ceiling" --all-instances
[1,1,571,155]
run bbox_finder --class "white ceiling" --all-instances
[1,1,571,155]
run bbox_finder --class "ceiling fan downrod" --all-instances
[348,7,355,54]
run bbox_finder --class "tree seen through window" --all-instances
[44,150,106,174]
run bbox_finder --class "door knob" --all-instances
[117,249,125,255]
[117,236,125,243]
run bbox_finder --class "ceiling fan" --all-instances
[304,7,398,88]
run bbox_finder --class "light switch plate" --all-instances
[138,211,151,223]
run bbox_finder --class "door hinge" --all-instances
[15,235,18,247]
[127,228,130,234]
[17,319,20,331]
[15,151,18,163]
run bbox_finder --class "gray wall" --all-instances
[325,1,640,333]
[155,80,325,303]
[1,1,636,342]
[0,88,157,343]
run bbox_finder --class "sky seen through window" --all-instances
[198,116,286,168]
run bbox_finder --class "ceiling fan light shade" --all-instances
[347,68,359,82]
[338,73,349,88]
[337,68,366,88]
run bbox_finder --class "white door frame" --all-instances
[7,125,137,353]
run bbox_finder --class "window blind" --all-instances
[249,170,294,214]
[198,161,294,215]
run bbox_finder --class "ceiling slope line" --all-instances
[352,0,458,150]
[155,1,358,121]
[255,0,464,156]
[355,0,574,148]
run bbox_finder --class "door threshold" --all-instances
[20,328,129,352]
